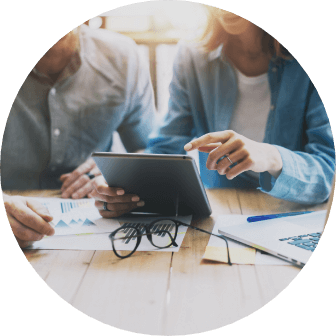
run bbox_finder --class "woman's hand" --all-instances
[184,130,283,179]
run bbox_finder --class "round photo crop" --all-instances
[1,1,335,335]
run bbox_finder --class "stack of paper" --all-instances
[27,197,191,252]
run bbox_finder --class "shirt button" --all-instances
[270,105,275,111]
[272,67,277,72]
[50,88,56,95]
[53,128,60,137]
[50,166,56,172]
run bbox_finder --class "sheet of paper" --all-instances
[29,197,118,236]
[203,215,290,265]
[27,215,192,251]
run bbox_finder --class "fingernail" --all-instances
[184,143,192,151]
[132,196,140,202]
[117,189,125,195]
[72,193,78,199]
[47,229,55,236]
[137,201,145,207]
[45,216,53,222]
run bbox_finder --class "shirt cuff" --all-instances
[258,145,296,199]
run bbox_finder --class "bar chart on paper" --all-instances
[60,199,93,213]
[29,197,118,236]
[27,200,191,251]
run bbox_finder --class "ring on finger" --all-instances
[86,172,95,180]
[103,201,109,211]
[226,155,234,164]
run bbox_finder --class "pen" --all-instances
[247,211,313,223]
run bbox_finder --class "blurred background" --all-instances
[84,1,209,156]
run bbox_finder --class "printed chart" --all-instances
[30,197,118,236]
[27,197,192,251]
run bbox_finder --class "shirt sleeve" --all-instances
[259,83,335,204]
[145,42,196,154]
[117,45,156,152]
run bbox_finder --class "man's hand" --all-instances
[4,194,55,248]
[90,176,145,218]
[60,158,101,199]
[184,130,283,179]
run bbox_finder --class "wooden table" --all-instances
[8,189,327,335]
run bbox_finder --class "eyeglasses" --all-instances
[109,218,232,265]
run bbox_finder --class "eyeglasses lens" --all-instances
[113,227,139,257]
[149,220,177,248]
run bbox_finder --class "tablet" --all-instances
[92,152,212,217]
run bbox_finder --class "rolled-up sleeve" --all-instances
[259,84,335,204]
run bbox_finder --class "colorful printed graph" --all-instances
[42,199,93,214]
[53,218,96,229]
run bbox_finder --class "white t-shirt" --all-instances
[229,66,271,180]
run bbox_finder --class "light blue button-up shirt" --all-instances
[146,41,335,204]
[1,25,155,190]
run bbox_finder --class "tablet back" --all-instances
[92,153,212,217]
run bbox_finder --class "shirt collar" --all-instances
[31,36,81,86]
[208,43,294,67]
[77,25,117,85]
[207,44,224,62]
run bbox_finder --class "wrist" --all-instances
[265,144,283,178]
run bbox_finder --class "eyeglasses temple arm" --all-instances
[176,222,232,266]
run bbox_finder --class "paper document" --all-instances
[27,197,190,251]
[29,197,118,236]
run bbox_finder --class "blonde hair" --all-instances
[200,6,290,59]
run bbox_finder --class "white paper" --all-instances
[29,197,119,236]
[28,198,192,252]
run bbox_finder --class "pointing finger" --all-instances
[184,131,233,151]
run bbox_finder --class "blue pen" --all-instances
[247,211,313,223]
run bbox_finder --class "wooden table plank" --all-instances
[236,189,308,215]
[71,250,173,335]
[163,189,245,334]
[253,265,299,305]
[236,189,328,215]
[4,189,62,198]
[206,188,242,216]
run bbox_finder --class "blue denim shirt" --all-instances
[146,41,335,204]
[1,25,155,190]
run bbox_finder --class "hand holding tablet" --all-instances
[91,153,211,217]
[90,175,145,218]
